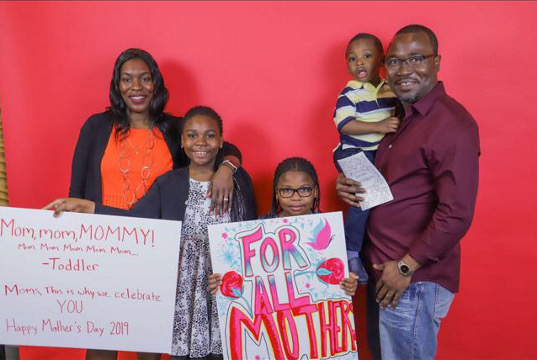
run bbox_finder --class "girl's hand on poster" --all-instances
[340,272,359,296]
[208,273,222,295]
[43,198,96,217]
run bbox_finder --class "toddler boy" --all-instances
[333,33,399,284]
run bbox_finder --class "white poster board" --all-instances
[337,152,393,211]
[0,207,181,353]
[209,212,358,360]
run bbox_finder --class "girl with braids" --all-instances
[209,157,358,298]
[46,106,257,360]
[265,156,321,218]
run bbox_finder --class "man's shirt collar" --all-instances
[410,81,446,116]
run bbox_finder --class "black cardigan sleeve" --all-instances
[234,168,258,221]
[221,141,242,164]
[69,116,98,198]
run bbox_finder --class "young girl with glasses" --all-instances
[267,156,321,218]
[210,157,358,296]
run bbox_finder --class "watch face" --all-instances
[400,264,410,274]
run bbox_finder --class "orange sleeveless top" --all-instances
[101,127,173,209]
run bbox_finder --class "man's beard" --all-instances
[399,94,419,104]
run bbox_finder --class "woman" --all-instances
[70,48,241,214]
[47,106,257,360]
[69,48,242,360]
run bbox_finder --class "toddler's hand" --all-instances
[208,273,222,296]
[376,117,400,134]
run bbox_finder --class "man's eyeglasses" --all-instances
[384,54,436,70]
[277,186,314,198]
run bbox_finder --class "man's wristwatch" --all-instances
[397,259,414,277]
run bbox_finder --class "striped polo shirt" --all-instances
[333,79,397,151]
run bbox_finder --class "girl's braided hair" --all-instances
[268,157,321,218]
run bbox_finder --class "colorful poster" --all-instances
[0,207,181,353]
[208,212,358,360]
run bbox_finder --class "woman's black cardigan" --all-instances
[69,112,242,202]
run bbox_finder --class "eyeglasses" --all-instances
[277,186,314,198]
[384,54,436,69]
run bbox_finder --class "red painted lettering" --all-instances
[229,306,284,360]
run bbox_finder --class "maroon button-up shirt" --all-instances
[365,82,480,293]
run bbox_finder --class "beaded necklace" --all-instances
[118,129,155,208]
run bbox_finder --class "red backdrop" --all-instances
[1,1,536,359]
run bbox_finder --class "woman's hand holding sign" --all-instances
[43,198,96,217]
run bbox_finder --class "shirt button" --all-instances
[388,144,393,149]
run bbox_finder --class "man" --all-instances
[336,24,480,360]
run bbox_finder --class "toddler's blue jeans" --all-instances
[334,146,376,284]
